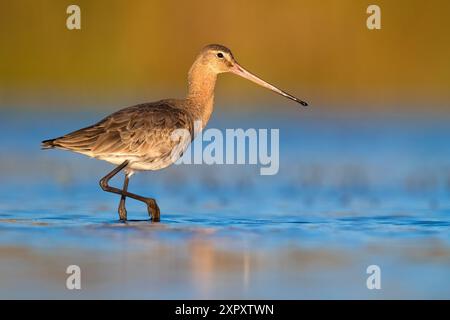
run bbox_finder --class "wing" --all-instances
[50,100,195,161]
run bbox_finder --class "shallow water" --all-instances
[0,110,449,299]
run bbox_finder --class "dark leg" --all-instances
[99,161,161,222]
[118,174,129,221]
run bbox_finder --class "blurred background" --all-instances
[0,0,449,299]
[1,0,450,112]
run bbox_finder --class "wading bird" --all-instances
[42,44,308,222]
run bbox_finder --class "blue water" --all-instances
[0,109,449,299]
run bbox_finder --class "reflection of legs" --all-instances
[118,174,129,221]
[99,160,161,222]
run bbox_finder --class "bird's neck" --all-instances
[186,61,217,127]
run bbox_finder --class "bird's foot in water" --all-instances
[118,203,127,222]
[146,199,160,222]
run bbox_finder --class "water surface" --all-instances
[0,110,449,299]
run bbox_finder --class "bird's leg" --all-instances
[99,160,161,222]
[99,160,129,221]
[118,174,129,221]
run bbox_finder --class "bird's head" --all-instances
[195,44,308,106]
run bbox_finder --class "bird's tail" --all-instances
[41,139,57,150]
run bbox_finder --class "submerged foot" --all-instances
[118,202,127,221]
[146,199,160,222]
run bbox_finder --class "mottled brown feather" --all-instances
[48,100,195,166]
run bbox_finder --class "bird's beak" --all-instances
[230,62,308,106]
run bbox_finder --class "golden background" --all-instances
[1,0,449,112]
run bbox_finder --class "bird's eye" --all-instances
[217,52,224,58]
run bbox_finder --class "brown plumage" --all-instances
[42,44,308,222]
[43,101,195,171]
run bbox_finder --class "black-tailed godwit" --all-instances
[42,44,308,222]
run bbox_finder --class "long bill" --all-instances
[231,63,308,106]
